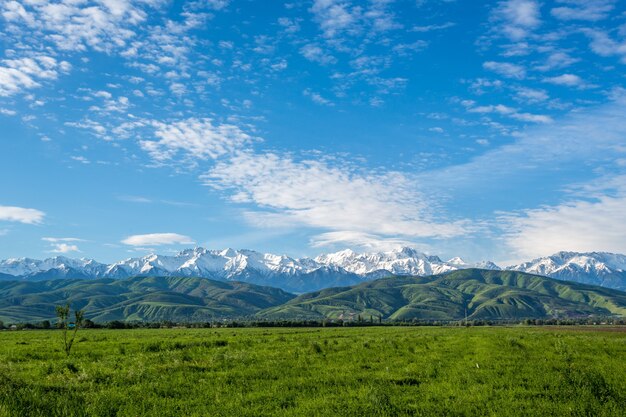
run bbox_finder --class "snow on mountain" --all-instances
[0,256,107,277]
[507,251,626,290]
[7,247,626,292]
[315,247,457,276]
[0,247,502,287]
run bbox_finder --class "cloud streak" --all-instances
[203,151,470,248]
[500,176,626,259]
[121,233,194,246]
[0,205,45,224]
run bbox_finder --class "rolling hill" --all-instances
[1,270,625,323]
[0,276,295,323]
[258,269,626,321]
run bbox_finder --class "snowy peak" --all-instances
[507,251,626,290]
[0,247,502,281]
[3,248,625,292]
[0,256,107,277]
[508,251,626,276]
[316,247,461,276]
[447,257,467,266]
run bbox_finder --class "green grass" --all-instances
[0,326,625,416]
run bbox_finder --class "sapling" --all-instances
[55,303,85,357]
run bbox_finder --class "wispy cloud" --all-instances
[0,205,45,224]
[203,151,470,248]
[48,243,81,253]
[483,61,526,79]
[500,175,626,259]
[542,73,590,88]
[42,238,84,254]
[411,22,455,33]
[0,55,70,96]
[490,0,541,41]
[310,231,426,252]
[299,44,336,65]
[551,0,615,22]
[42,237,83,243]
[1,0,161,53]
[310,0,359,39]
[140,118,255,165]
[303,89,334,106]
[463,101,552,123]
[121,233,194,246]
[583,29,626,64]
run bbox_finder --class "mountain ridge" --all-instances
[1,269,625,323]
[1,248,625,292]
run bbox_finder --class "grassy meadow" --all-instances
[0,326,625,416]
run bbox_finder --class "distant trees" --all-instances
[55,304,84,357]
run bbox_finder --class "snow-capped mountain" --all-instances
[315,247,459,276]
[0,256,108,279]
[1,248,625,292]
[0,247,499,292]
[507,251,626,291]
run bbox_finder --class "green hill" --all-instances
[2,270,626,323]
[258,269,626,321]
[0,276,295,323]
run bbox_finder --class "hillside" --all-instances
[2,270,625,323]
[259,269,626,321]
[0,276,295,323]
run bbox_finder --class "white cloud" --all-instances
[309,0,402,43]
[140,118,254,164]
[42,237,83,243]
[491,0,541,41]
[303,89,334,106]
[551,0,615,22]
[0,55,69,96]
[483,61,526,79]
[310,231,425,252]
[0,108,17,116]
[535,51,579,71]
[205,0,230,11]
[49,243,81,253]
[411,22,455,32]
[299,44,336,65]
[464,102,552,123]
[542,73,587,88]
[423,94,626,203]
[1,0,162,53]
[203,151,469,248]
[121,233,194,246]
[515,87,549,103]
[583,29,626,64]
[310,0,358,38]
[500,176,626,259]
[0,205,45,224]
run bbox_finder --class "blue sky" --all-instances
[1,0,626,264]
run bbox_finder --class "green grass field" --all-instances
[1,326,625,416]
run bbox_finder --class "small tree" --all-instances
[55,304,84,357]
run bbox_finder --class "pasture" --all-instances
[0,326,624,416]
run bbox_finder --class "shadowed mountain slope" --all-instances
[0,276,295,323]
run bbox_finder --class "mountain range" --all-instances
[0,247,625,292]
[1,270,624,323]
